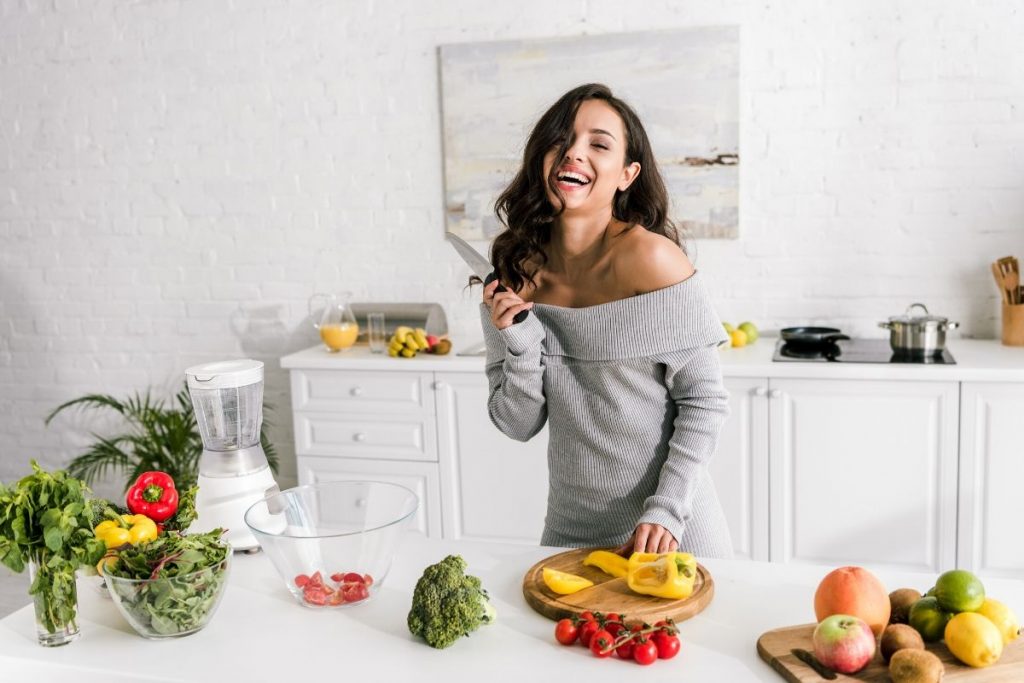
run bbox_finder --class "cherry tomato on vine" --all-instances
[579,620,600,647]
[589,629,615,658]
[554,618,578,645]
[633,640,658,666]
[652,632,681,659]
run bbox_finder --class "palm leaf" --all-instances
[44,394,128,426]
[65,435,134,485]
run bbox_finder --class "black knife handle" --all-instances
[484,271,529,324]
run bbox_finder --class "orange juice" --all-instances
[320,323,359,351]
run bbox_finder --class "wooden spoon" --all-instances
[1007,267,1020,305]
[992,262,1010,304]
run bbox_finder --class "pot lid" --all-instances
[888,303,948,324]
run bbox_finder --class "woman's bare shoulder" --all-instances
[615,227,694,294]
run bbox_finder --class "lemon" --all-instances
[542,567,594,595]
[976,598,1021,645]
[945,612,1003,668]
[729,329,748,348]
[934,569,985,613]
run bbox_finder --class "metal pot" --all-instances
[878,303,959,357]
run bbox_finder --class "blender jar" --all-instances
[186,359,264,451]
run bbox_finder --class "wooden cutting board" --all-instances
[522,547,714,623]
[757,623,1024,682]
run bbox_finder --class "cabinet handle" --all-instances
[433,381,446,390]
[753,386,767,397]
[769,389,782,398]
[350,386,363,397]
[353,432,367,442]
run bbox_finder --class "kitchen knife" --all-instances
[446,232,529,324]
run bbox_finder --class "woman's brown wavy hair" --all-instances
[490,83,679,293]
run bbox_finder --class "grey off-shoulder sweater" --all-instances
[480,272,734,559]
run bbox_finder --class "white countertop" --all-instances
[2,535,1022,683]
[281,338,1024,382]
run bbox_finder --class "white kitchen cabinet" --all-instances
[434,372,549,544]
[957,382,1024,579]
[296,456,442,539]
[713,377,770,561]
[768,378,959,573]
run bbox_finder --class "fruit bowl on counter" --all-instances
[244,481,419,608]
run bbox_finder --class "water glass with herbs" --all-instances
[0,463,106,646]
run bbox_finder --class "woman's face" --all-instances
[542,99,641,216]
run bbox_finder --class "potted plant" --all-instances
[45,382,279,491]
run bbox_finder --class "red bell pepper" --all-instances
[125,471,179,523]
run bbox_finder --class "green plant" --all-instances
[45,382,278,492]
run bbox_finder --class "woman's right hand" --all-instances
[484,279,534,331]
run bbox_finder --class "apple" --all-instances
[812,614,876,674]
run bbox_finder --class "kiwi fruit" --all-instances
[881,623,925,662]
[889,648,944,683]
[890,588,924,624]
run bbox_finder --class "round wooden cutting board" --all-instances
[522,547,714,623]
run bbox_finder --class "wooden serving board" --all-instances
[522,547,714,623]
[757,623,1024,682]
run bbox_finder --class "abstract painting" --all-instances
[439,27,739,241]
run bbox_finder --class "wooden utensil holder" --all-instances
[1003,303,1024,346]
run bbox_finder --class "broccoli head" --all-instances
[407,554,496,649]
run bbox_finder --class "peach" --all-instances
[814,566,891,637]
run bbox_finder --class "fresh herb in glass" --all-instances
[0,462,107,646]
[102,529,230,639]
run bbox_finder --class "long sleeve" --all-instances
[479,304,548,441]
[638,344,730,546]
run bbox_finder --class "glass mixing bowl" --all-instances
[244,481,418,608]
[103,555,231,639]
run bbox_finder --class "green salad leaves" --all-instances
[104,529,230,636]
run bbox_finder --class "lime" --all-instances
[738,321,759,343]
[934,569,985,613]
[723,322,735,333]
[909,596,954,642]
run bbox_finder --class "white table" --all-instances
[1,534,1022,683]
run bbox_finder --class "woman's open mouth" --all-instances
[556,169,592,192]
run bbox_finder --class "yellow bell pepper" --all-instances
[94,514,158,550]
[626,551,698,600]
[583,550,630,578]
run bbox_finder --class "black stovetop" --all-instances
[772,338,956,364]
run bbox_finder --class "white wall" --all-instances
[2,0,1022,489]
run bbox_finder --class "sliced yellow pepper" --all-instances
[542,567,594,595]
[94,514,158,550]
[626,551,697,600]
[582,550,630,578]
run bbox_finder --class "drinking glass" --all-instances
[367,313,387,353]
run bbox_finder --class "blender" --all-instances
[186,359,280,552]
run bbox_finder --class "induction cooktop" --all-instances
[772,338,956,364]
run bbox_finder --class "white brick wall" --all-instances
[1,0,1022,489]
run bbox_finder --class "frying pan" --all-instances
[779,326,850,346]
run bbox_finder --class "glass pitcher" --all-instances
[308,292,359,352]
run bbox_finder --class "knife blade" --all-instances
[446,232,529,324]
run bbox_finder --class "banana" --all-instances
[400,347,416,358]
[413,329,429,349]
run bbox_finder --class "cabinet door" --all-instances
[714,377,770,560]
[296,456,442,539]
[434,372,549,544]
[768,378,958,572]
[958,382,1024,578]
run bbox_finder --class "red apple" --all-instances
[812,614,876,674]
[425,335,439,350]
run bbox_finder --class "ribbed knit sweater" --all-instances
[480,272,734,559]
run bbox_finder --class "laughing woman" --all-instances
[480,83,733,558]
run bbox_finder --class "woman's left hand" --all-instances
[615,524,678,556]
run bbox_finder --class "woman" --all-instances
[479,83,733,559]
